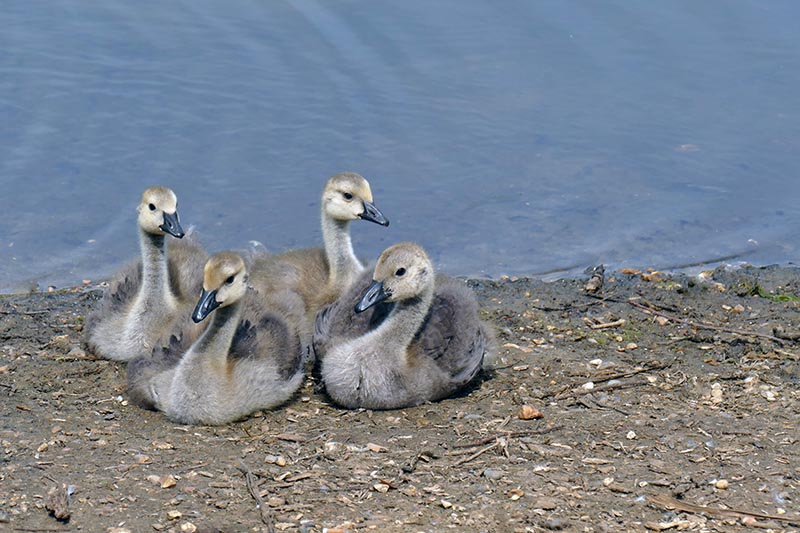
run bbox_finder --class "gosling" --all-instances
[256,172,389,351]
[127,252,304,425]
[84,187,207,361]
[316,242,494,409]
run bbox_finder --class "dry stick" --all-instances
[587,318,626,330]
[627,300,786,344]
[492,359,524,371]
[590,359,675,385]
[452,440,500,467]
[402,450,438,473]
[554,377,650,401]
[774,348,799,360]
[237,460,275,532]
[11,527,72,532]
[649,493,799,524]
[575,396,632,417]
[452,426,564,449]
[530,291,617,312]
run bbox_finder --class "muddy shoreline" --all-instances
[1,265,799,532]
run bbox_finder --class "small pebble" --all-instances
[518,405,543,420]
[482,468,505,480]
[626,431,637,440]
[581,382,595,391]
[533,497,557,510]
[715,479,729,489]
[710,383,723,403]
[508,489,523,501]
[542,517,567,530]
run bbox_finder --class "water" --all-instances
[2,1,800,293]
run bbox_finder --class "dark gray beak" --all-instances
[192,289,220,323]
[359,201,389,227]
[160,211,185,238]
[355,280,389,313]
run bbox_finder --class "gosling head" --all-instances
[137,186,185,238]
[192,252,248,323]
[355,242,434,313]
[321,172,389,227]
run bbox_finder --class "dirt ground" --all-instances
[1,265,798,533]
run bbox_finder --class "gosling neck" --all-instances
[321,212,361,289]
[193,299,243,358]
[138,227,175,305]
[373,285,435,348]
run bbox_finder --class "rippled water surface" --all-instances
[2,1,800,292]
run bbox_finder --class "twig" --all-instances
[237,460,275,532]
[273,432,307,442]
[648,493,799,524]
[530,291,617,312]
[452,440,500,466]
[774,348,799,360]
[452,426,564,449]
[402,450,438,473]
[492,359,524,371]
[631,298,681,314]
[590,359,675,385]
[554,377,651,400]
[11,527,72,533]
[574,396,632,416]
[628,300,785,344]
[585,318,626,330]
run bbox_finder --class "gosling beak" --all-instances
[355,280,389,313]
[192,289,220,323]
[160,211,185,238]
[359,201,389,227]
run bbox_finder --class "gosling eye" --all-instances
[343,192,353,201]
[226,275,235,285]
[148,203,156,211]
[395,267,406,277]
